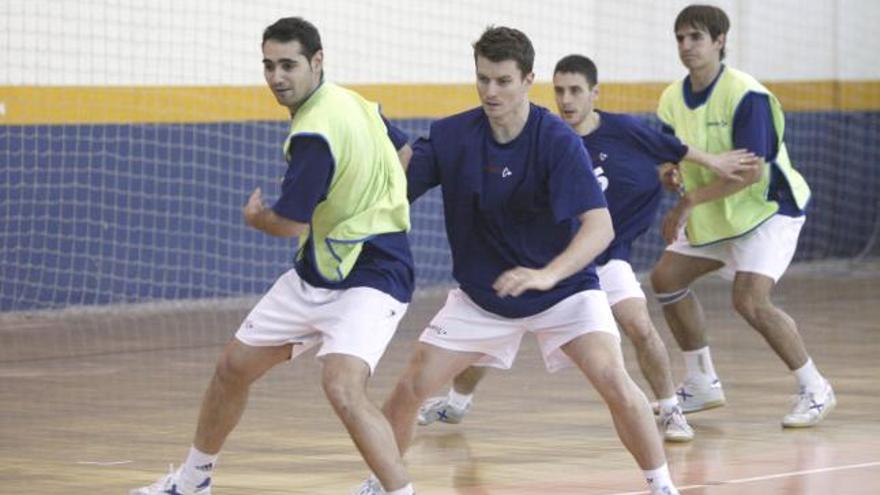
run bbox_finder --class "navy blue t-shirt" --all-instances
[407,104,607,318]
[681,66,803,216]
[271,119,415,303]
[585,111,688,265]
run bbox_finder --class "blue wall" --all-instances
[2,111,878,311]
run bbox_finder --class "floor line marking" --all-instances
[604,460,880,495]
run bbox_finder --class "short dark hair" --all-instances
[675,5,730,60]
[262,17,322,60]
[473,26,534,77]
[554,54,598,88]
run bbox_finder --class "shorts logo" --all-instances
[427,324,446,335]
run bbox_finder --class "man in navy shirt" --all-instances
[133,18,417,495]
[417,54,758,444]
[359,28,680,495]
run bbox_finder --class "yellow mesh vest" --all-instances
[284,83,410,281]
[658,66,810,246]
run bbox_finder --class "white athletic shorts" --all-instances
[235,268,408,374]
[419,288,619,373]
[667,214,806,282]
[597,259,646,306]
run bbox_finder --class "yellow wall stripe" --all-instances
[2,81,879,125]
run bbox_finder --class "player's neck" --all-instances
[488,99,531,144]
[576,111,601,136]
[689,62,722,93]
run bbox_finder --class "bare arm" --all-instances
[661,161,764,243]
[243,187,308,238]
[397,143,413,171]
[684,147,760,181]
[493,208,614,298]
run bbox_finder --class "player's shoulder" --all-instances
[599,110,650,134]
[599,110,634,126]
[432,107,485,132]
[659,78,684,102]
[532,104,578,141]
[723,66,760,86]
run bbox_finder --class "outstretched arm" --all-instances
[684,147,761,181]
[493,208,613,297]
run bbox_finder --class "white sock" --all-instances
[386,483,415,495]
[657,396,679,414]
[682,346,718,382]
[448,388,473,410]
[644,463,673,491]
[179,446,217,489]
[793,358,825,394]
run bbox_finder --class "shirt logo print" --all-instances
[599,152,608,162]
[501,167,512,178]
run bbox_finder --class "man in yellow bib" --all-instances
[132,17,417,495]
[651,4,835,428]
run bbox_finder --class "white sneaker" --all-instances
[352,477,385,495]
[417,396,469,426]
[650,486,680,495]
[660,406,694,442]
[782,380,836,428]
[676,378,726,413]
[130,465,211,495]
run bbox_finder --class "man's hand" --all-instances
[659,163,682,192]
[708,149,761,181]
[492,266,559,298]
[243,187,266,228]
[662,196,694,245]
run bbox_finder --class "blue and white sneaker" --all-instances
[417,396,470,426]
[650,485,680,495]
[660,405,694,442]
[352,476,385,495]
[130,465,211,495]
[676,378,726,413]
[782,380,836,428]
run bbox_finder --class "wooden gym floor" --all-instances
[1,264,879,494]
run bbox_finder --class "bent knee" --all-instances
[732,292,772,320]
[322,376,366,412]
[214,354,253,385]
[590,363,634,399]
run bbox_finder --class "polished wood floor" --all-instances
[1,264,879,494]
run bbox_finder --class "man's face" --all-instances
[675,25,724,71]
[553,71,597,132]
[475,56,533,121]
[262,39,322,110]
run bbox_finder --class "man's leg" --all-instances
[650,252,727,413]
[732,272,808,370]
[194,340,292,453]
[131,339,291,495]
[452,365,489,395]
[320,353,410,492]
[650,251,722,352]
[561,332,677,493]
[731,272,835,427]
[612,298,693,442]
[383,343,483,454]
[612,298,676,401]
